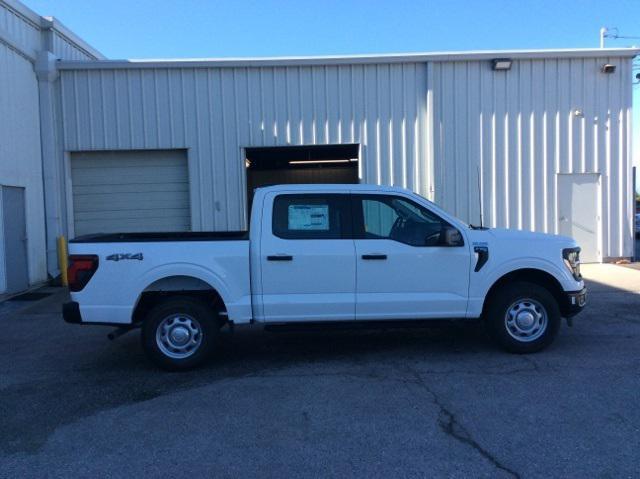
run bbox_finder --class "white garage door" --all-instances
[70,150,190,237]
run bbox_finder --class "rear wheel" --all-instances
[484,281,561,353]
[141,297,219,371]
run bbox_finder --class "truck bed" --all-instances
[68,235,252,325]
[70,231,249,243]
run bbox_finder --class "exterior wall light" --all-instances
[491,58,512,71]
[601,64,616,74]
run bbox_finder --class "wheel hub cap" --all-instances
[170,326,191,345]
[504,299,548,343]
[156,314,202,359]
[515,311,535,330]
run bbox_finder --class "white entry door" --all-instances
[2,186,29,294]
[558,174,600,263]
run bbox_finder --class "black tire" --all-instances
[141,296,220,371]
[484,281,561,354]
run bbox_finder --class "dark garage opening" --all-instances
[245,144,359,205]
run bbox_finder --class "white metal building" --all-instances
[0,0,637,294]
[0,0,103,294]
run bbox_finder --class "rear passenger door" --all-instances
[259,192,356,322]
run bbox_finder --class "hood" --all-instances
[469,227,578,247]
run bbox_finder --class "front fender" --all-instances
[467,256,579,318]
[482,256,574,296]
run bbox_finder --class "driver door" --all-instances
[352,193,470,320]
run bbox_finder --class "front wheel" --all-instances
[141,297,219,371]
[484,281,561,353]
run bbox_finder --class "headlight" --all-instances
[562,247,581,281]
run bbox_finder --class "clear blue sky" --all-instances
[23,0,640,177]
[23,0,640,58]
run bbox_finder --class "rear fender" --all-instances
[135,263,233,317]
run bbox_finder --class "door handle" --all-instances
[361,254,387,260]
[267,255,293,261]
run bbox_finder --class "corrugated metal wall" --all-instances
[55,53,634,259]
[51,31,97,61]
[59,64,430,230]
[0,1,40,54]
[431,57,633,259]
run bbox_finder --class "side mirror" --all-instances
[442,226,463,246]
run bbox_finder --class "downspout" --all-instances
[34,18,63,278]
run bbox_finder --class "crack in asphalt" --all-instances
[401,365,521,479]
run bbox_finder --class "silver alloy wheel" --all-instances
[504,298,548,342]
[155,314,203,359]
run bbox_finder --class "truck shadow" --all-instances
[213,320,491,366]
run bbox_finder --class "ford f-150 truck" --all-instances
[63,184,586,370]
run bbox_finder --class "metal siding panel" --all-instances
[171,69,187,147]
[273,67,289,144]
[193,69,211,228]
[142,69,159,148]
[129,69,145,148]
[297,67,312,145]
[531,60,546,232]
[390,64,403,186]
[404,63,417,191]
[232,69,249,226]
[0,3,40,55]
[218,68,232,228]
[478,61,492,226]
[154,69,171,147]
[418,63,431,199]
[455,62,469,221]
[519,60,531,231]
[495,66,508,227]
[467,61,482,227]
[310,66,323,145]
[222,68,244,229]
[544,60,559,234]
[379,64,391,185]
[52,32,98,61]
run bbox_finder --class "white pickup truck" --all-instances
[63,184,586,370]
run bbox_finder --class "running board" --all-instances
[263,319,471,333]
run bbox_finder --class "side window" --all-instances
[356,195,454,246]
[272,194,350,239]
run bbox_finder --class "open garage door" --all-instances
[70,150,190,237]
[245,144,359,209]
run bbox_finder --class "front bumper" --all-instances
[563,288,587,318]
[62,301,82,324]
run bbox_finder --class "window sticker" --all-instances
[288,204,330,230]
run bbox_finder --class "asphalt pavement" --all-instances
[1,266,639,478]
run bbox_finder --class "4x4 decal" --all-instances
[105,253,144,262]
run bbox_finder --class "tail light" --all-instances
[67,255,99,292]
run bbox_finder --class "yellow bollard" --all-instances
[57,236,68,287]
